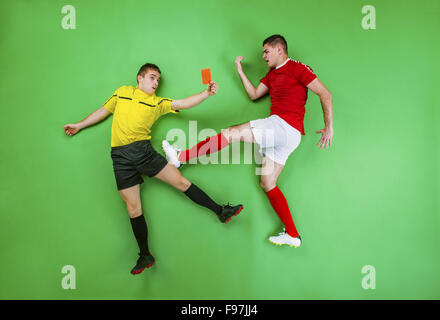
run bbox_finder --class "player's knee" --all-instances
[225,126,246,143]
[126,201,142,218]
[177,177,191,191]
[260,178,275,192]
[128,211,142,219]
[222,128,233,143]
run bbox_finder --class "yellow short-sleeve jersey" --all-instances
[103,85,178,147]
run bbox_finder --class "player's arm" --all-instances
[307,78,333,149]
[171,81,218,111]
[235,56,269,101]
[63,106,111,136]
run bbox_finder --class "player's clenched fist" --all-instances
[235,56,244,64]
[235,56,244,72]
[206,81,218,96]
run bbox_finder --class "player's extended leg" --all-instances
[259,157,302,248]
[118,184,155,275]
[154,163,243,223]
[162,122,255,167]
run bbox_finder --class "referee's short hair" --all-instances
[263,34,288,54]
[137,63,161,82]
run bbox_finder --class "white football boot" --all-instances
[269,229,302,248]
[162,140,182,168]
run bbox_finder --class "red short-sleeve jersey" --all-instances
[260,59,317,135]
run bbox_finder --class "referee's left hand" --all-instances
[63,123,81,136]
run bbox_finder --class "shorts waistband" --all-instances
[111,140,151,150]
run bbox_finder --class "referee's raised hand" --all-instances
[63,123,81,136]
[206,81,218,96]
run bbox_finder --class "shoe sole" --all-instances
[224,205,244,224]
[161,142,181,168]
[161,142,171,162]
[268,239,300,248]
[131,261,155,275]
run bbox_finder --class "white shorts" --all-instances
[250,115,301,165]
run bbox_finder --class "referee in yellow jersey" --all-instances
[63,63,243,275]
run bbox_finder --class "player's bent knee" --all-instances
[225,125,250,143]
[177,177,191,191]
[222,128,233,143]
[259,179,275,192]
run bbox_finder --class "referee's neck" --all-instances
[136,86,155,96]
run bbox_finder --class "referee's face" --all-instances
[138,70,161,95]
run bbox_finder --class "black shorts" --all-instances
[110,140,168,190]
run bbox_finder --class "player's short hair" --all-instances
[263,34,288,54]
[137,63,161,83]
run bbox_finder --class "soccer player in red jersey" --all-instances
[163,35,333,248]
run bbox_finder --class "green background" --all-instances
[0,0,439,299]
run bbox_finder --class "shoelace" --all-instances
[276,230,300,240]
[221,203,232,210]
[173,144,181,153]
[277,228,287,236]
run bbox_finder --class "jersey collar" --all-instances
[275,58,291,70]
[135,86,155,98]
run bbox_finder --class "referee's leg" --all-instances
[119,184,142,218]
[154,163,222,214]
[119,184,154,274]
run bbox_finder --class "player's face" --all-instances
[262,43,278,68]
[138,70,161,94]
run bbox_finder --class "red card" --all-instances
[201,68,211,84]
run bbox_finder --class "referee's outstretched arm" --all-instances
[63,106,111,136]
[170,81,218,111]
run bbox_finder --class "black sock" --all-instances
[184,184,223,214]
[130,214,150,256]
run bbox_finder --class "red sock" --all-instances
[265,186,299,237]
[178,132,230,163]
